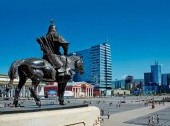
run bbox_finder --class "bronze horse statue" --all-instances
[6,55,83,107]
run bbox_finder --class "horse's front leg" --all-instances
[58,82,63,105]
[58,81,67,105]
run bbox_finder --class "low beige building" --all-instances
[0,75,44,98]
[44,81,94,98]
[0,75,94,98]
[112,89,130,96]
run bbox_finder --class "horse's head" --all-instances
[75,57,84,74]
[69,56,84,74]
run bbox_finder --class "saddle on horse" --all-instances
[44,54,71,76]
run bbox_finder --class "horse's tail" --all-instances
[4,60,25,94]
[8,60,25,85]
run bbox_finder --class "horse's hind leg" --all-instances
[29,79,41,107]
[13,76,26,107]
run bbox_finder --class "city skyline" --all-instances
[0,0,170,80]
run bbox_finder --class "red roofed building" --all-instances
[44,81,94,98]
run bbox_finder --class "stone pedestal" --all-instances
[0,106,100,126]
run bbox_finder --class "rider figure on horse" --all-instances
[46,20,69,56]
[37,20,70,75]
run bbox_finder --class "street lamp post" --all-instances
[115,79,118,89]
[150,82,154,95]
[149,82,152,95]
[159,85,161,95]
[123,91,125,102]
[140,89,142,96]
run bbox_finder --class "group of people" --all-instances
[99,109,110,123]
[162,97,170,102]
[148,114,159,125]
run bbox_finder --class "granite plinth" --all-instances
[0,105,100,126]
[0,103,88,115]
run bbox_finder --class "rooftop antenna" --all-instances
[154,61,159,65]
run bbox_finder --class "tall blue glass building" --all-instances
[73,43,112,95]
[161,74,168,86]
[144,72,152,85]
[161,73,170,92]
[151,62,161,85]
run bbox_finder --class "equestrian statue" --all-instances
[5,20,84,107]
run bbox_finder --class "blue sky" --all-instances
[0,0,170,80]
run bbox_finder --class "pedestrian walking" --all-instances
[118,103,121,107]
[107,111,110,119]
[152,100,155,109]
[156,114,159,124]
[4,103,7,107]
[98,101,100,104]
[100,109,104,116]
[100,109,102,115]
[102,118,104,122]
[152,115,155,125]
[148,116,151,125]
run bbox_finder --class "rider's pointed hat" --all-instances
[46,20,58,36]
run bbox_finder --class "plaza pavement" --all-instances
[68,96,170,125]
[101,102,170,126]
[1,96,170,126]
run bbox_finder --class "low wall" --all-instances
[0,106,100,126]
